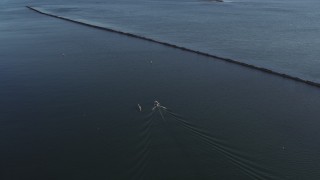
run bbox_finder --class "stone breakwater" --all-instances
[27,6,320,89]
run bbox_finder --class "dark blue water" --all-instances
[1,0,320,179]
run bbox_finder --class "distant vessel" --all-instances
[138,104,142,112]
[204,0,223,2]
[154,101,160,107]
[152,100,167,111]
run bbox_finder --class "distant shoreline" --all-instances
[26,6,320,89]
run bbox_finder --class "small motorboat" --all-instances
[152,100,167,111]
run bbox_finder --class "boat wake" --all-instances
[135,101,282,179]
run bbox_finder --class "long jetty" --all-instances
[26,6,320,89]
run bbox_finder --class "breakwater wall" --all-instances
[27,6,320,89]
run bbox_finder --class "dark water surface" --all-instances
[1,2,320,180]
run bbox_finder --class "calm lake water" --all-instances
[1,0,320,179]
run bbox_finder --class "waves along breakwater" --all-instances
[27,6,320,89]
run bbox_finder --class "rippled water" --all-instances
[30,0,320,83]
[2,0,320,179]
